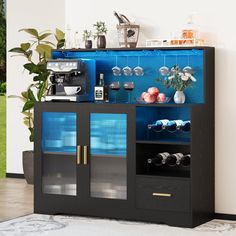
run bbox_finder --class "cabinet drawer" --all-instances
[136,176,190,212]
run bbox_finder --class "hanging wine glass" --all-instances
[171,55,179,74]
[159,55,170,76]
[183,54,194,74]
[112,56,122,76]
[122,56,133,76]
[133,56,144,76]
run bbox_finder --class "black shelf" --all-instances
[136,172,190,179]
[136,140,190,146]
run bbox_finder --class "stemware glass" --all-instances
[133,56,144,76]
[109,81,120,103]
[112,56,122,76]
[171,55,179,73]
[123,81,135,103]
[159,55,170,76]
[183,54,194,74]
[122,56,133,76]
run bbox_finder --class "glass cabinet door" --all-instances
[90,113,127,200]
[41,112,77,196]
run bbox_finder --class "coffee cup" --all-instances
[64,86,82,95]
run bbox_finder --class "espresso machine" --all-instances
[45,59,96,102]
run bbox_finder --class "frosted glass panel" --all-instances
[42,112,77,196]
[90,113,127,199]
[42,112,76,153]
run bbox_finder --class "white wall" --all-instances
[65,0,236,214]
[6,0,236,215]
[6,0,65,174]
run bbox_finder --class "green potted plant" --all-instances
[93,21,108,49]
[157,65,196,104]
[83,29,93,49]
[9,28,65,184]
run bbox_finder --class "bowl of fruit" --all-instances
[137,87,171,104]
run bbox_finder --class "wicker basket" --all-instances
[117,23,140,48]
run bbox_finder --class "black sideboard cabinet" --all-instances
[34,47,214,228]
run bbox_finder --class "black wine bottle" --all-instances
[147,152,169,166]
[181,121,191,132]
[166,120,183,132]
[147,119,169,132]
[179,154,191,167]
[166,153,184,166]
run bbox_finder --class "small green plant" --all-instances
[9,28,65,142]
[157,65,196,91]
[82,30,92,41]
[93,21,108,38]
[0,81,6,94]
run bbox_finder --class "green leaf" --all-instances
[9,47,25,54]
[19,28,39,38]
[27,88,36,102]
[29,128,34,142]
[41,41,55,46]
[25,50,33,61]
[22,112,33,117]
[21,91,28,99]
[36,44,52,59]
[24,63,41,74]
[57,39,65,49]
[20,43,31,51]
[8,95,27,102]
[22,100,34,112]
[38,32,51,41]
[55,28,65,41]
[37,81,47,101]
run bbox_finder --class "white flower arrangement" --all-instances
[158,65,196,91]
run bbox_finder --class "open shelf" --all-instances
[136,143,191,178]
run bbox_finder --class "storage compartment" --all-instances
[136,143,190,177]
[136,106,191,143]
[136,176,190,212]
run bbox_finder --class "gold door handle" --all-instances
[77,145,81,165]
[152,193,172,197]
[84,145,88,165]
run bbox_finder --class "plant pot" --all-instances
[85,40,92,49]
[22,150,34,184]
[97,35,106,49]
[174,90,186,104]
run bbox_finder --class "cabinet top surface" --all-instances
[52,46,214,52]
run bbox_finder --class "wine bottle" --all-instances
[147,152,170,166]
[94,73,109,102]
[147,119,169,132]
[166,153,184,166]
[179,154,191,167]
[180,120,191,132]
[166,120,183,132]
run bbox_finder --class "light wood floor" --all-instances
[0,178,33,222]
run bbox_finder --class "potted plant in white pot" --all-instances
[93,21,108,49]
[157,65,196,104]
[9,28,65,184]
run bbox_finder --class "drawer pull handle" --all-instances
[152,193,172,197]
